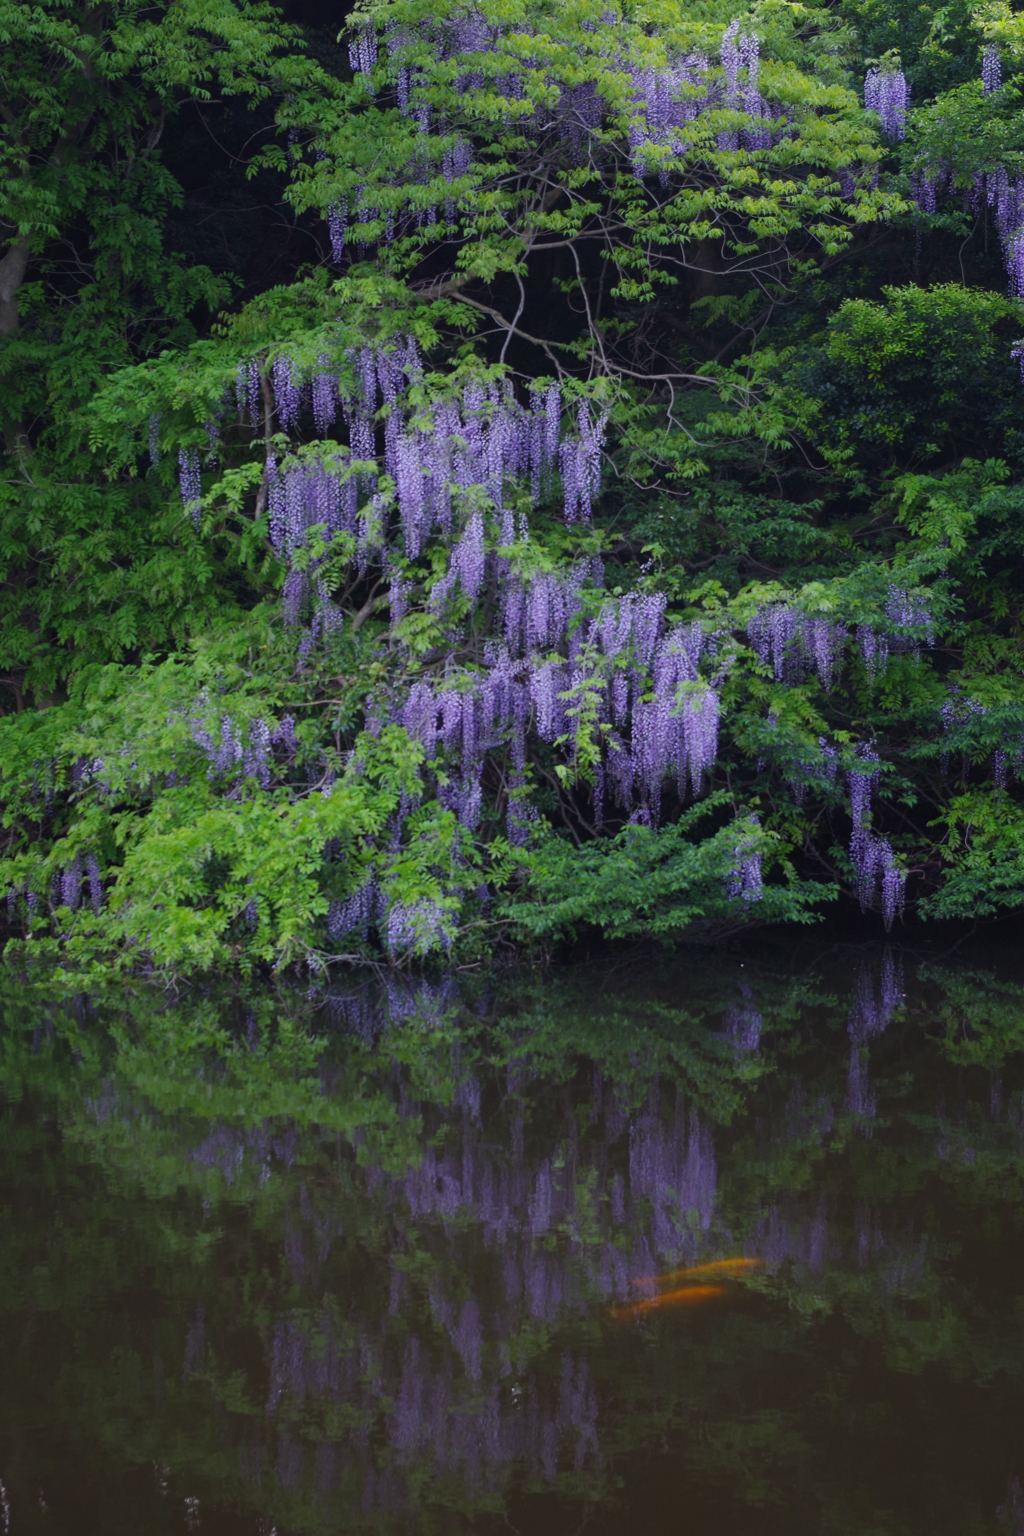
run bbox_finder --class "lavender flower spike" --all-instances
[982,44,1002,95]
[728,816,763,902]
[177,449,202,527]
[349,24,378,81]
[864,63,910,141]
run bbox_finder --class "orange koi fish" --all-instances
[630,1256,763,1288]
[610,1283,725,1319]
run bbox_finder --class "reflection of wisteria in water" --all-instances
[849,953,903,1041]
[187,1122,299,1184]
[722,981,763,1054]
[10,950,1024,1536]
[321,973,464,1040]
[175,1067,728,1508]
[630,1087,717,1262]
[753,1199,927,1296]
[159,951,984,1519]
[400,1076,719,1306]
[757,1203,830,1272]
[846,954,903,1119]
[846,1046,876,1119]
[256,1305,601,1512]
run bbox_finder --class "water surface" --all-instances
[2,944,1024,1533]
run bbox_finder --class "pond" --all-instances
[2,942,1024,1534]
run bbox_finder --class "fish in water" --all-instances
[630,1256,763,1288]
[610,1283,725,1319]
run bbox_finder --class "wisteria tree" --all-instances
[2,0,1024,978]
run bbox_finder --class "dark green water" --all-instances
[3,944,1024,1534]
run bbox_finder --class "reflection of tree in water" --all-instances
[157,954,980,1518]
[195,1072,720,1515]
[4,947,1024,1530]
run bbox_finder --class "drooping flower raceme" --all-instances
[982,44,1002,95]
[864,65,910,141]
[728,816,763,902]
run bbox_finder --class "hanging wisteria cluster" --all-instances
[848,746,904,928]
[987,164,1024,301]
[747,587,933,690]
[8,853,104,922]
[908,153,1024,299]
[864,64,910,142]
[939,690,1024,790]
[748,606,846,688]
[982,43,1002,95]
[393,601,724,839]
[188,702,298,791]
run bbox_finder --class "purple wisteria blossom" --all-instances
[559,401,607,522]
[177,448,202,523]
[857,624,889,681]
[187,708,296,790]
[559,79,604,163]
[848,744,880,845]
[236,357,261,428]
[60,856,82,912]
[728,816,763,901]
[748,605,846,686]
[452,512,486,601]
[328,877,380,945]
[986,168,1024,296]
[805,617,846,689]
[1009,229,1024,300]
[627,52,712,173]
[884,585,934,650]
[385,899,455,956]
[718,19,741,151]
[983,43,1002,94]
[86,854,103,913]
[441,137,473,220]
[273,355,302,433]
[327,200,348,262]
[740,32,770,151]
[864,64,910,141]
[349,25,378,79]
[312,360,338,434]
[846,745,904,923]
[994,733,1024,788]
[910,165,945,214]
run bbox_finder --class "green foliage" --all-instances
[505,797,829,944]
[919,790,1024,918]
[797,284,1023,474]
